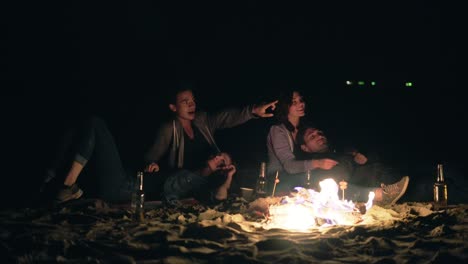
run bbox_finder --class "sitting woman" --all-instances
[266,89,338,194]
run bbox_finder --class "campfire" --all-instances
[263,178,375,231]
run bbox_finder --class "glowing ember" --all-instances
[263,179,375,231]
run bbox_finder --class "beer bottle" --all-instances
[304,170,311,189]
[255,162,268,198]
[131,171,145,221]
[433,163,448,209]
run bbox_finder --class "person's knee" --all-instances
[163,170,193,193]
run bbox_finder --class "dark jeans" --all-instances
[352,162,400,187]
[163,169,208,201]
[47,116,133,202]
[343,183,376,202]
[162,169,231,204]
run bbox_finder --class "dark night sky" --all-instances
[1,1,464,206]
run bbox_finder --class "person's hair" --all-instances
[208,152,238,170]
[165,80,195,105]
[172,88,194,105]
[275,89,305,132]
[156,83,193,122]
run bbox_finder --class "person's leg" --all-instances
[143,171,168,201]
[80,117,129,201]
[352,162,401,187]
[63,161,84,186]
[163,169,207,202]
[342,175,410,206]
[41,124,81,201]
[45,122,87,202]
[55,116,129,202]
[351,163,380,187]
[344,183,377,202]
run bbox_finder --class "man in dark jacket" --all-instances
[296,126,409,206]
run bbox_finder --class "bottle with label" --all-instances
[433,163,448,209]
[255,162,268,198]
[304,170,311,189]
[131,171,145,221]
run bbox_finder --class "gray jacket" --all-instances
[145,106,256,169]
[266,123,314,175]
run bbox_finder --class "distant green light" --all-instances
[405,82,413,87]
[371,81,376,86]
[358,81,365,85]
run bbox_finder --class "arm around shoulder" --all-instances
[268,125,311,174]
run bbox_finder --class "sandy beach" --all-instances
[0,197,466,263]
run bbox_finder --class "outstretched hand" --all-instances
[252,100,279,118]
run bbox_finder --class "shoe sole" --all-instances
[57,189,84,203]
[390,176,409,205]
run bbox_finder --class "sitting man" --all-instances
[41,115,238,206]
[296,126,409,206]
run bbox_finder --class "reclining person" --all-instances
[296,126,409,206]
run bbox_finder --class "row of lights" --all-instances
[345,81,413,87]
